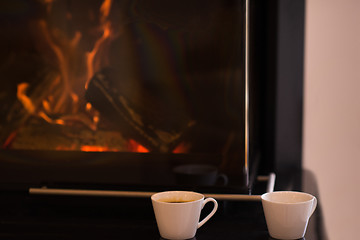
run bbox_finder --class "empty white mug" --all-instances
[151,191,218,240]
[261,191,317,239]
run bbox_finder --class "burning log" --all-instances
[0,70,59,147]
[85,68,195,153]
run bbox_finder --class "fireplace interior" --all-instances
[0,0,252,194]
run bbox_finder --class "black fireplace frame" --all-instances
[250,0,305,176]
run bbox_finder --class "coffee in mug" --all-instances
[151,191,218,240]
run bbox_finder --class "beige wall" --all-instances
[303,0,360,239]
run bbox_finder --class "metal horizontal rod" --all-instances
[29,173,275,202]
[29,187,261,201]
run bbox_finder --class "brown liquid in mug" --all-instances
[160,199,195,203]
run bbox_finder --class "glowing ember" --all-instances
[172,142,191,154]
[2,131,17,149]
[81,145,119,152]
[128,139,149,153]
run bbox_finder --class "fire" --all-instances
[172,142,191,154]
[128,139,149,153]
[80,145,118,152]
[16,0,114,131]
[12,0,189,154]
[17,83,36,114]
[85,23,111,89]
[86,0,113,89]
[17,82,65,125]
[9,0,121,151]
[54,145,119,152]
[100,0,112,21]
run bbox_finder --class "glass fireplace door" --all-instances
[0,0,248,193]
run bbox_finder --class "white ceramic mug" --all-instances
[261,191,317,240]
[151,191,218,240]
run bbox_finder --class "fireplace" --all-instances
[0,0,304,197]
[0,0,307,238]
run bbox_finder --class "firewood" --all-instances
[85,68,195,153]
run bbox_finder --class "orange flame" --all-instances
[17,83,36,114]
[12,0,146,153]
[172,142,191,154]
[128,139,149,153]
[100,0,112,22]
[17,83,65,125]
[16,0,115,133]
[85,0,113,89]
[81,145,119,152]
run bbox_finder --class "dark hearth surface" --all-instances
[0,150,249,194]
[0,191,269,240]
[0,170,326,240]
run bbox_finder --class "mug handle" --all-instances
[198,197,218,229]
[310,196,318,217]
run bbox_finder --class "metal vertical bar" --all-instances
[244,0,250,186]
